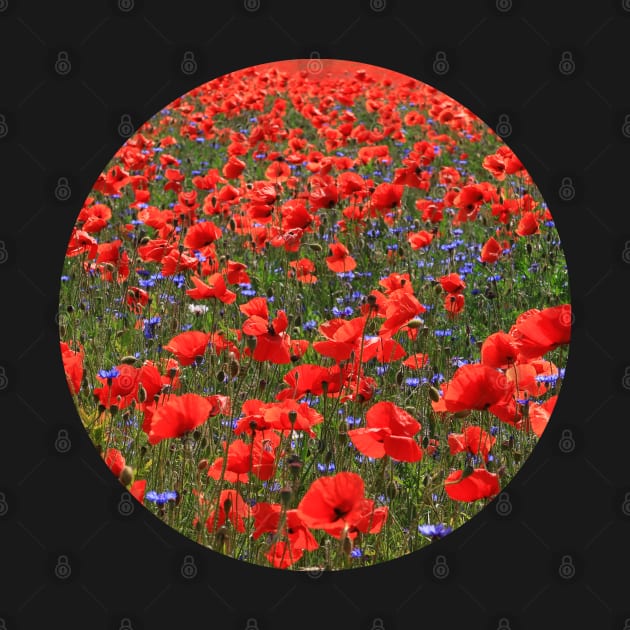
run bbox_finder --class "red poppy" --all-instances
[222,155,246,179]
[348,401,422,462]
[442,363,517,423]
[265,159,291,182]
[481,332,519,369]
[444,468,500,502]
[370,182,404,211]
[444,293,465,315]
[265,541,304,569]
[288,258,317,283]
[378,291,426,339]
[104,448,125,478]
[407,230,434,250]
[125,286,150,314]
[439,273,466,294]
[312,315,367,362]
[402,352,429,369]
[262,398,324,437]
[186,274,236,304]
[163,330,211,366]
[144,393,213,445]
[516,211,540,237]
[130,479,146,504]
[275,364,339,401]
[60,341,84,396]
[526,395,557,437]
[447,426,496,461]
[206,489,251,534]
[183,220,222,250]
[326,240,357,272]
[296,471,387,539]
[510,305,571,360]
[480,236,502,263]
[240,297,292,364]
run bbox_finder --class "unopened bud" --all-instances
[428,386,441,403]
[119,465,134,486]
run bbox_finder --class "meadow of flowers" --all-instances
[58,60,570,571]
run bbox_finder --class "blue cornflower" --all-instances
[345,416,362,426]
[405,377,421,388]
[490,426,499,436]
[145,490,178,505]
[302,319,318,332]
[239,283,257,297]
[143,316,161,339]
[317,462,336,473]
[418,523,453,539]
[434,329,452,337]
[98,367,120,380]
[350,547,363,558]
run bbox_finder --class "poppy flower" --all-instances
[262,398,324,437]
[444,293,465,315]
[206,489,251,534]
[183,220,222,250]
[104,448,126,478]
[442,363,516,421]
[516,211,540,237]
[60,341,84,396]
[481,332,519,369]
[288,258,317,284]
[224,260,250,285]
[510,305,571,360]
[163,330,211,366]
[447,426,496,461]
[326,240,357,272]
[439,273,466,294]
[265,541,303,569]
[370,182,404,211]
[312,316,368,362]
[402,352,429,369]
[378,291,426,339]
[186,274,236,304]
[240,297,292,364]
[348,401,422,462]
[275,364,339,401]
[480,236,503,263]
[526,395,557,437]
[297,471,387,539]
[144,393,214,445]
[130,479,146,504]
[407,230,434,250]
[444,468,500,502]
[222,155,246,179]
[126,286,150,314]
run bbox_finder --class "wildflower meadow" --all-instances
[58,60,571,571]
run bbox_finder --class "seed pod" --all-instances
[119,465,134,486]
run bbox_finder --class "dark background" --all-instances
[1,1,629,628]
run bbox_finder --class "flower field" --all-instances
[59,60,571,570]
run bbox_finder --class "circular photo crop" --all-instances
[59,59,571,571]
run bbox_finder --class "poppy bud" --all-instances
[216,370,226,383]
[453,410,470,419]
[229,359,240,377]
[428,386,441,403]
[309,242,322,252]
[406,318,424,329]
[120,355,137,365]
[198,458,208,471]
[280,487,292,507]
[140,236,151,245]
[367,294,377,306]
[246,336,257,351]
[119,465,134,486]
[266,286,274,298]
[396,369,404,385]
[110,404,119,416]
[288,410,298,425]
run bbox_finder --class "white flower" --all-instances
[188,304,209,315]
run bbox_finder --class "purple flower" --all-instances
[418,523,453,539]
